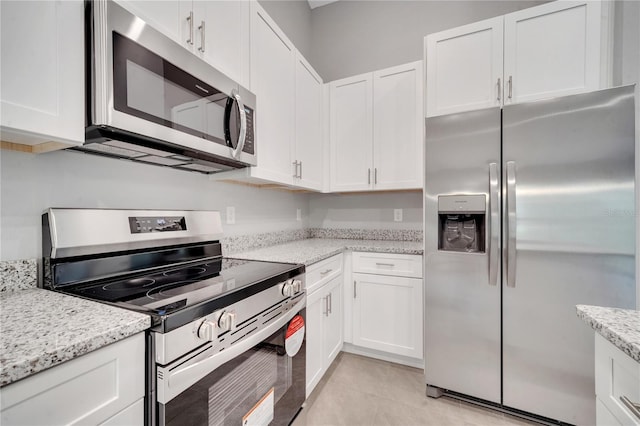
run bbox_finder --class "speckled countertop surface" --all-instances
[0,288,150,387]
[230,238,423,266]
[576,305,640,363]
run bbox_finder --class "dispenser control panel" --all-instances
[437,195,486,253]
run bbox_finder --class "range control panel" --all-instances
[128,216,187,234]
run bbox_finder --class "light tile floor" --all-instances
[293,352,540,426]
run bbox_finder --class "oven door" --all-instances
[156,303,306,426]
[89,0,256,165]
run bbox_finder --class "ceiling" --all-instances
[308,0,340,9]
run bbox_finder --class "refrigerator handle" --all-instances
[506,161,517,288]
[488,163,499,286]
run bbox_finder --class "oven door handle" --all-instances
[157,297,305,404]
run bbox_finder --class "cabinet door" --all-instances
[305,288,325,398]
[373,61,423,190]
[116,0,182,44]
[323,276,343,367]
[0,0,83,148]
[250,2,295,185]
[425,16,504,117]
[504,1,607,104]
[352,273,423,359]
[330,73,373,192]
[0,334,145,425]
[294,53,324,191]
[194,0,250,88]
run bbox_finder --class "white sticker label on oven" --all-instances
[242,387,274,426]
[285,314,305,357]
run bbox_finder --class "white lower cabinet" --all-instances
[0,333,146,426]
[348,252,423,361]
[595,334,640,425]
[305,254,343,398]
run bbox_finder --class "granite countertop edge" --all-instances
[1,289,151,387]
[1,319,150,387]
[229,238,424,266]
[576,304,640,363]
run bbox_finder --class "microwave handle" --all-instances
[229,89,247,159]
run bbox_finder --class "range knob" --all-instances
[197,320,218,341]
[218,311,235,332]
[292,279,303,293]
[281,279,295,297]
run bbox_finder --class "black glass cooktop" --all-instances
[65,257,303,317]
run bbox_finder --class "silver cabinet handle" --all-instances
[375,262,395,267]
[374,168,378,184]
[323,296,329,317]
[198,20,205,52]
[508,76,513,100]
[299,161,302,179]
[496,78,501,103]
[368,169,371,184]
[353,280,357,298]
[506,161,517,288]
[621,396,640,420]
[186,11,194,45]
[328,292,332,314]
[292,161,299,178]
[488,162,499,286]
[320,268,333,276]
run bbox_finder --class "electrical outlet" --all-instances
[296,209,302,221]
[394,209,403,222]
[226,206,235,225]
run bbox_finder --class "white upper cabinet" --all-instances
[330,73,374,192]
[330,61,423,192]
[425,0,612,117]
[0,0,84,150]
[181,1,250,88]
[294,53,324,191]
[373,61,424,190]
[249,2,296,185]
[503,1,609,104]
[119,1,250,88]
[211,3,324,191]
[116,0,182,43]
[425,17,504,117]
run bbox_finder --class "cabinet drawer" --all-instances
[306,253,343,294]
[352,252,422,278]
[595,334,640,425]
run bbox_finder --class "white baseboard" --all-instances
[341,343,424,369]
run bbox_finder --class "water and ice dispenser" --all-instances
[438,195,486,253]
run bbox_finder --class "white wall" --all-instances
[0,150,309,261]
[308,192,422,229]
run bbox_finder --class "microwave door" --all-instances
[88,1,257,168]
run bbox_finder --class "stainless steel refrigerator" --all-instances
[424,85,636,425]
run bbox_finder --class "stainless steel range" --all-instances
[42,209,306,426]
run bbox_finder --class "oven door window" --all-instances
[159,313,305,426]
[112,31,229,147]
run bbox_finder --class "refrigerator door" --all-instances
[424,107,501,403]
[502,86,636,424]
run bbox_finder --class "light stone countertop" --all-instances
[576,304,640,363]
[0,288,150,387]
[229,238,424,266]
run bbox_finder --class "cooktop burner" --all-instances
[66,258,301,317]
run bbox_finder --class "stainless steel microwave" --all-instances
[80,0,257,174]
